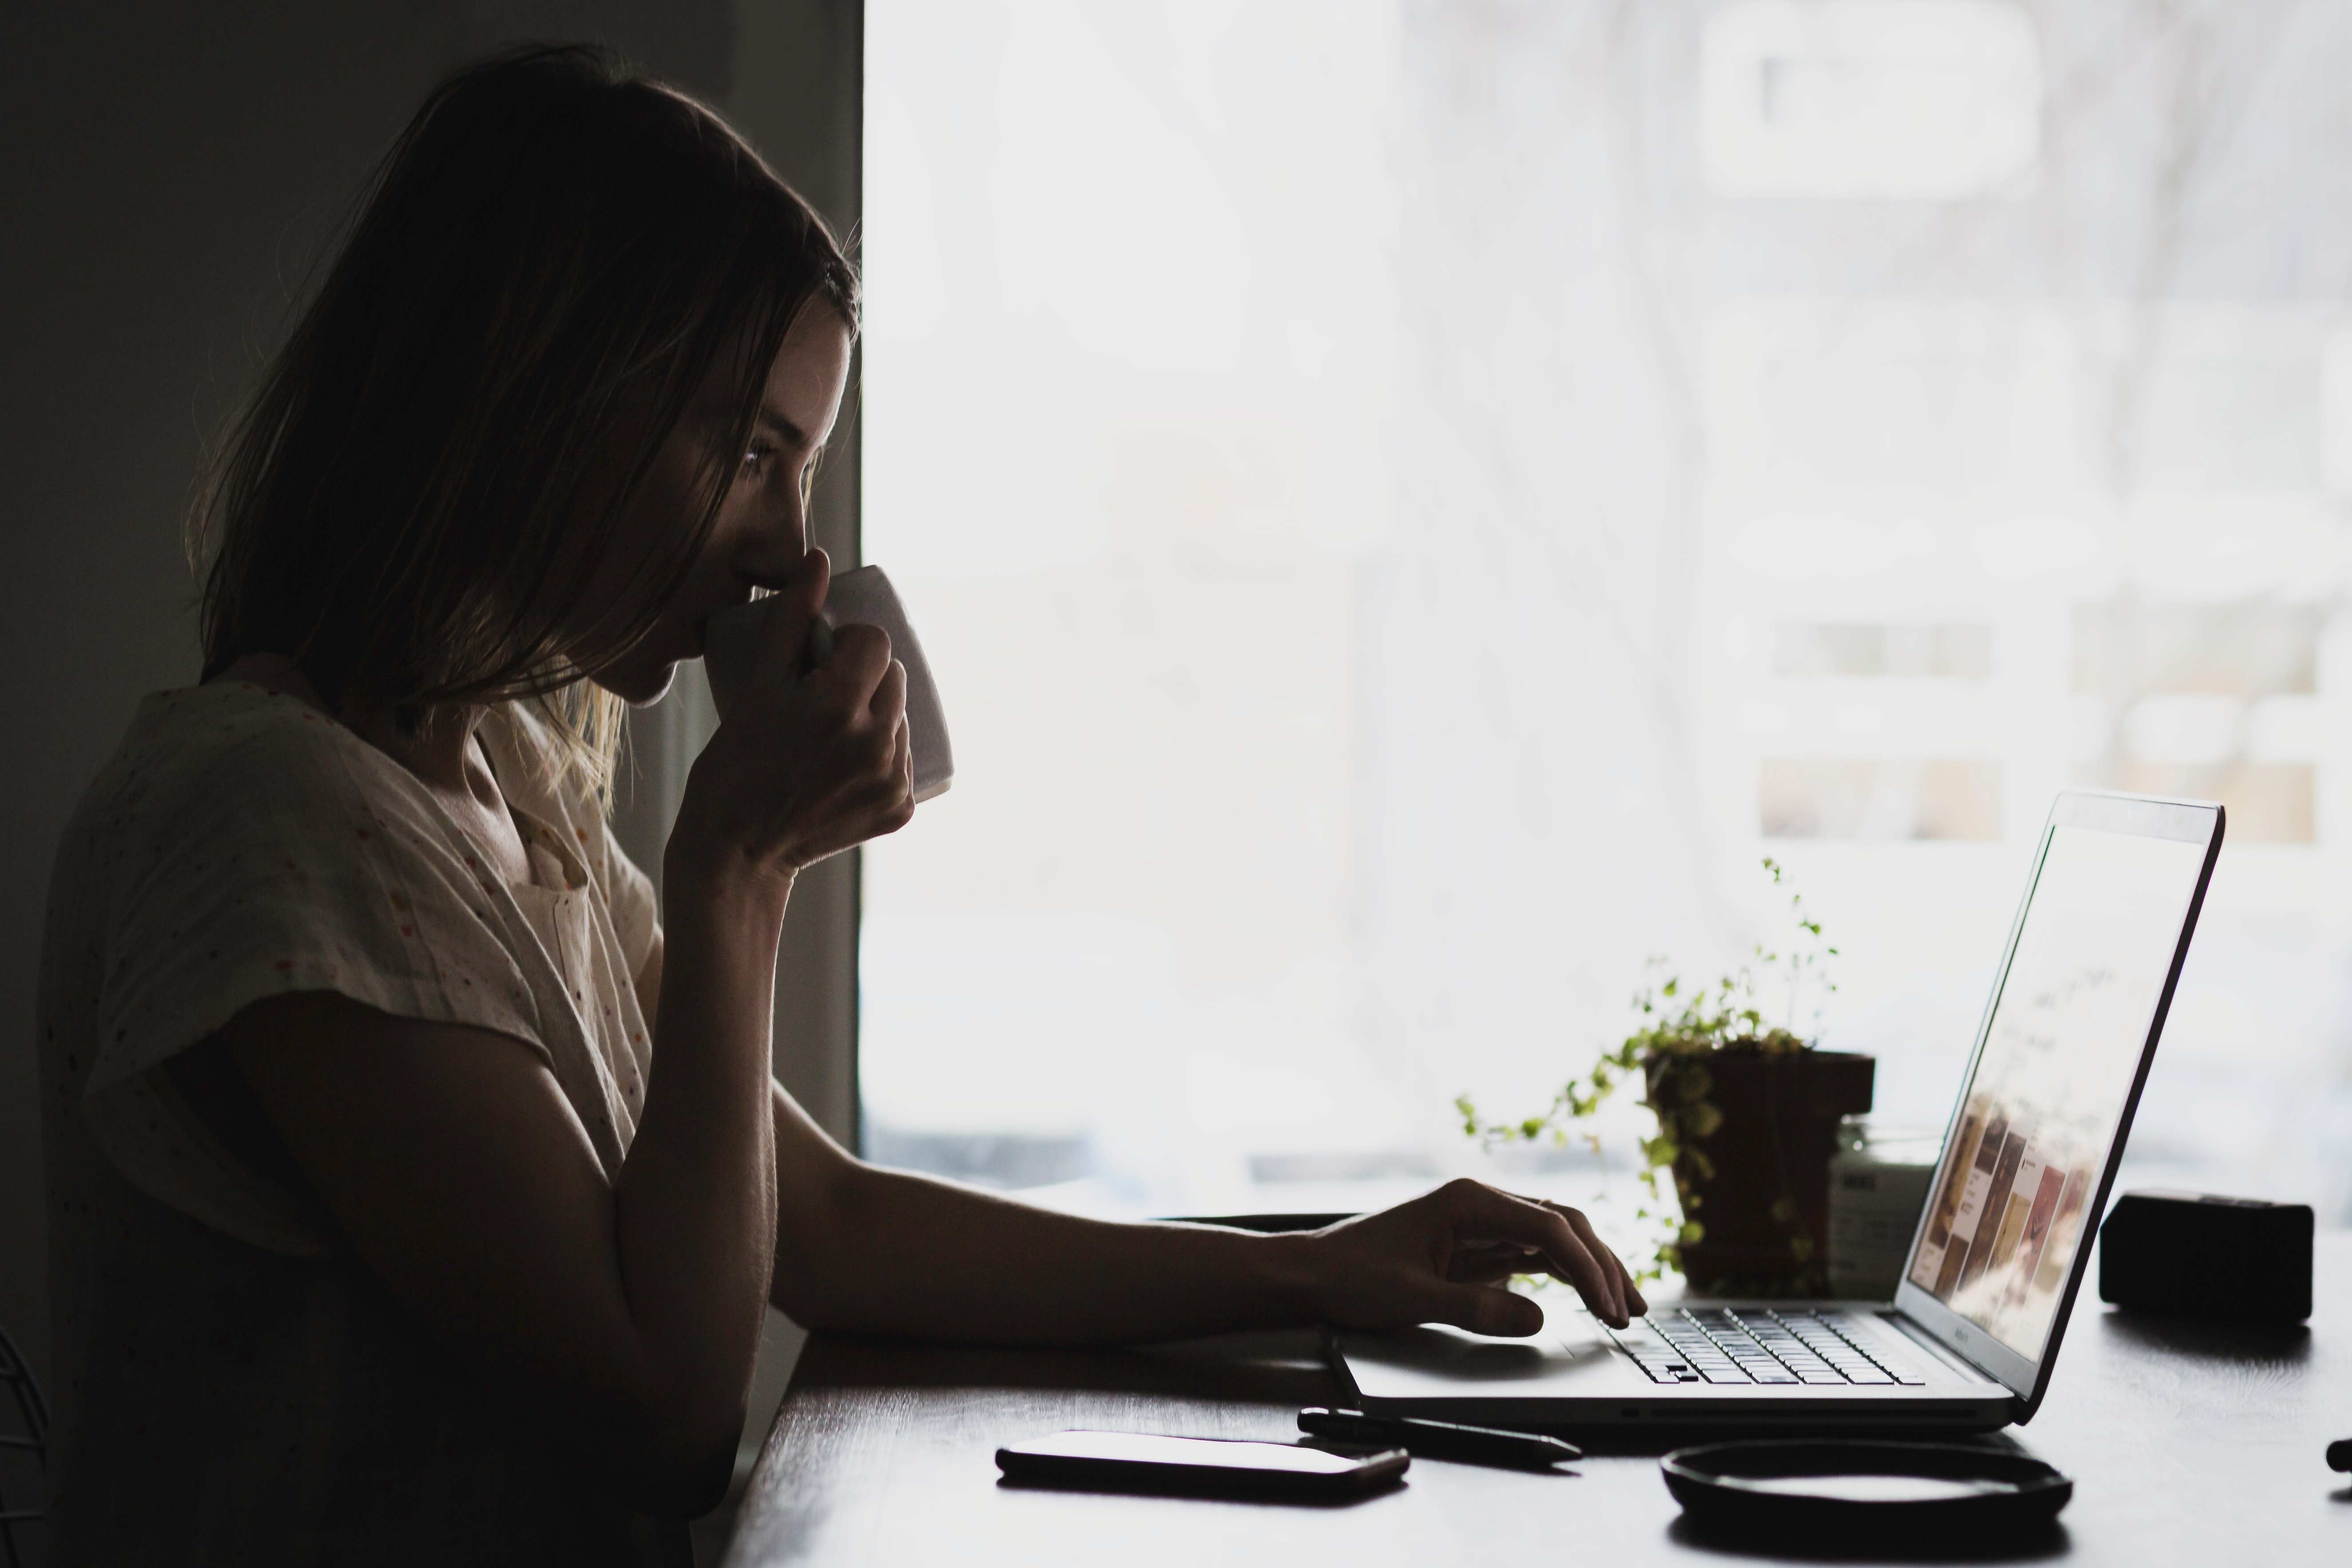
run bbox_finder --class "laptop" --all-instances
[1331,790,2225,1432]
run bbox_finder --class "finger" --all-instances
[843,713,915,830]
[1505,1194,1637,1316]
[790,547,830,618]
[1553,1203,1646,1318]
[1454,1256,1531,1286]
[1445,1242,1537,1283]
[1451,1184,1625,1327]
[748,550,832,677]
[1498,1189,1638,1322]
[1445,1240,1541,1282]
[1422,1279,1545,1338]
[1610,1239,1647,1318]
[815,623,894,703]
[867,657,909,730]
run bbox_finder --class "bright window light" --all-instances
[1702,0,2041,199]
[861,0,2352,1239]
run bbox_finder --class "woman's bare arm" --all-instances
[642,934,1638,1345]
[755,1083,1641,1345]
[224,861,784,1518]
[226,578,912,1519]
[633,950,1639,1345]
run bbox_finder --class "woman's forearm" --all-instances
[610,852,788,1466]
[768,1087,1317,1345]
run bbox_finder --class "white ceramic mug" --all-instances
[702,564,954,803]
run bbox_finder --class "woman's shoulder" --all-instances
[53,683,496,927]
[78,681,417,844]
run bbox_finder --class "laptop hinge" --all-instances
[1884,1310,2007,1388]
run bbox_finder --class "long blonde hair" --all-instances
[193,45,857,802]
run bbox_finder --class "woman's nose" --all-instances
[732,505,810,588]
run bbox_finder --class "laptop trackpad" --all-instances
[1337,1302,1645,1401]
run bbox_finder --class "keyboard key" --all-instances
[1634,1307,1943,1392]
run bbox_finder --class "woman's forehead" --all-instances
[692,304,852,432]
[758,307,853,437]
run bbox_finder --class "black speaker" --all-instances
[2098,1190,2313,1324]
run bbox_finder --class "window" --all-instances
[861,0,2352,1239]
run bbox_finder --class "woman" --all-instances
[36,46,1641,1564]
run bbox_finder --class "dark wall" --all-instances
[0,0,858,1397]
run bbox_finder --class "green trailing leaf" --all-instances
[1456,857,1837,1285]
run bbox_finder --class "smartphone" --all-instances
[703,564,955,802]
[995,1430,1408,1500]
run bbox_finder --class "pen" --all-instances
[1298,1407,1581,1467]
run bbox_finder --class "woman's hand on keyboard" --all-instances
[1299,1179,1647,1335]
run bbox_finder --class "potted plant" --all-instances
[1459,860,1871,1295]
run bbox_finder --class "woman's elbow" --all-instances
[629,1434,742,1521]
[578,1391,748,1520]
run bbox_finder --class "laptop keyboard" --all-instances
[1608,1308,1929,1387]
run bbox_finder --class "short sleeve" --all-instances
[83,707,550,1255]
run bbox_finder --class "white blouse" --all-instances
[36,682,686,1564]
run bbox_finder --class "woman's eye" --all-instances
[742,443,776,475]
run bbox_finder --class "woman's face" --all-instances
[591,304,854,705]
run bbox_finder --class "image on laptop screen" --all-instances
[1905,820,2209,1361]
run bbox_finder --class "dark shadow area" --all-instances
[793,1330,1346,1408]
[1667,1516,2072,1563]
[2092,1308,2312,1366]
[1519,1429,2039,1461]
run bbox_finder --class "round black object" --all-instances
[1662,1440,2071,1540]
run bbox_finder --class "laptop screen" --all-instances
[1903,816,2212,1362]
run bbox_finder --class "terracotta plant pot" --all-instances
[1646,1048,1875,1295]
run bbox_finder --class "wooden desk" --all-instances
[723,1236,2352,1565]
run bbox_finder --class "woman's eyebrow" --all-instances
[754,407,812,445]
